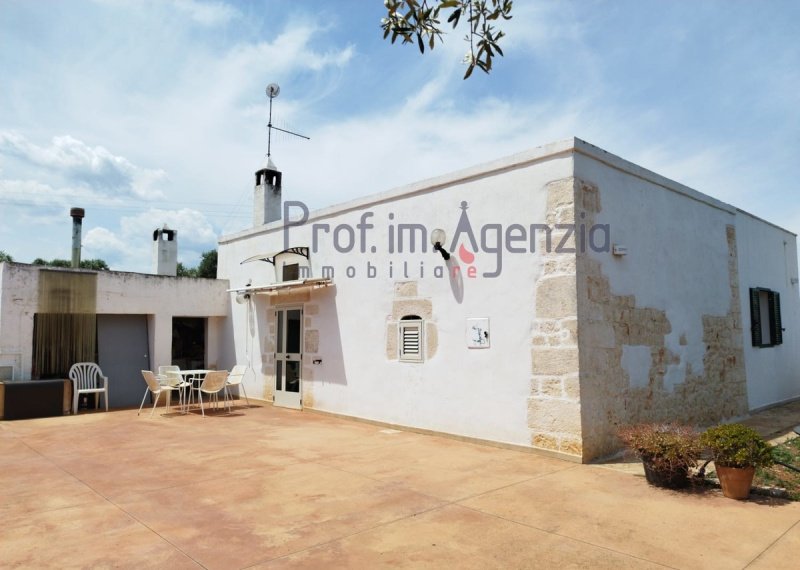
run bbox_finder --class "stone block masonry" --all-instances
[575,181,748,461]
[529,177,583,458]
[529,176,749,462]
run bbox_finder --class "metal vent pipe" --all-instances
[70,207,85,268]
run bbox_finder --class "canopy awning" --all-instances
[240,247,309,265]
[227,277,332,296]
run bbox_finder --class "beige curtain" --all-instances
[34,270,97,378]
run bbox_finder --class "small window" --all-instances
[282,263,299,282]
[750,287,783,347]
[399,315,423,362]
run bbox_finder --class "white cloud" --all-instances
[0,178,111,217]
[83,227,130,257]
[93,0,239,27]
[502,2,586,53]
[172,0,239,26]
[82,207,218,271]
[121,208,217,246]
[0,132,166,200]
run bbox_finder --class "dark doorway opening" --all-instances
[172,317,206,370]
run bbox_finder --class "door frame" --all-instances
[273,304,303,409]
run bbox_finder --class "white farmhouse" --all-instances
[0,230,229,415]
[218,137,800,462]
[1,137,796,462]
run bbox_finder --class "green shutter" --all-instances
[750,288,762,347]
[769,291,783,346]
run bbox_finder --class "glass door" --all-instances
[274,307,302,409]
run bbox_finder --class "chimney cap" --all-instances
[258,156,279,173]
[70,207,85,219]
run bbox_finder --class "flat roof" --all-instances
[220,137,795,244]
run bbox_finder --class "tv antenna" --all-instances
[265,83,309,158]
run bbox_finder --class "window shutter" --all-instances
[769,291,783,346]
[749,288,762,347]
[399,320,423,362]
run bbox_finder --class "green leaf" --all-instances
[447,7,461,25]
[463,62,475,79]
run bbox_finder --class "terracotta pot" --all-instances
[716,465,755,500]
[641,458,690,489]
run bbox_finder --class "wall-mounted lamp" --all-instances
[235,292,251,304]
[430,228,451,260]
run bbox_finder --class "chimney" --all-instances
[70,207,85,268]
[254,157,282,226]
[152,226,178,276]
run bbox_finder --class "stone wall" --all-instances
[575,180,749,461]
[528,177,583,458]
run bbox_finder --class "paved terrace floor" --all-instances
[2,403,800,569]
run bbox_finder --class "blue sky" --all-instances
[1,0,798,271]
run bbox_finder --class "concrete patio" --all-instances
[2,403,800,569]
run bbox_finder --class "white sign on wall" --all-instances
[466,318,490,348]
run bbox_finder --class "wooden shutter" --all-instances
[749,288,762,347]
[769,291,783,346]
[399,320,423,362]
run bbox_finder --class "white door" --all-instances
[274,306,302,409]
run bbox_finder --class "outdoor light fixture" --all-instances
[430,228,451,260]
[235,292,251,304]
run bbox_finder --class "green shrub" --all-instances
[700,423,773,469]
[618,423,702,473]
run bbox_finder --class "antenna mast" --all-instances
[265,83,309,158]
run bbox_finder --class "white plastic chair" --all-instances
[68,362,109,415]
[138,370,181,417]
[225,365,250,407]
[194,370,230,416]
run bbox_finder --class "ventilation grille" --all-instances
[399,320,423,362]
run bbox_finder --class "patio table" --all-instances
[178,370,211,412]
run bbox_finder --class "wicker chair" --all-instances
[138,370,181,417]
[225,365,250,407]
[194,370,230,416]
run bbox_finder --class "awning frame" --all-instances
[240,247,310,266]
[227,277,332,296]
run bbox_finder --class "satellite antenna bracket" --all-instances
[265,83,309,159]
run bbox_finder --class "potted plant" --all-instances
[701,423,773,500]
[618,423,702,489]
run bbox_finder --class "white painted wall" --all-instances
[574,146,736,393]
[574,141,800,410]
[0,262,27,380]
[735,211,800,409]
[219,146,574,446]
[218,137,799,448]
[0,263,230,380]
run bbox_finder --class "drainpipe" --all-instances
[70,207,85,269]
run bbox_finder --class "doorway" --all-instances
[97,314,150,408]
[172,317,206,370]
[274,306,302,409]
